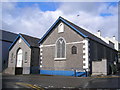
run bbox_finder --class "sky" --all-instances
[1,1,119,40]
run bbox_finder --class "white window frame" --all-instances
[54,37,66,60]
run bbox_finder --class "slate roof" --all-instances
[9,33,40,50]
[0,30,18,42]
[20,33,40,47]
[39,16,115,50]
[61,17,113,49]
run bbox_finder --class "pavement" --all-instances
[1,74,120,89]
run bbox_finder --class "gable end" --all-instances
[38,17,88,44]
[9,34,31,51]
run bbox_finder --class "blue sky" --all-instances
[1,2,118,40]
[100,13,113,17]
[16,2,61,11]
[15,2,118,11]
[100,2,118,17]
[14,2,118,18]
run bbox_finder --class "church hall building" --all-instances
[6,33,40,75]
[39,17,118,76]
[6,16,118,76]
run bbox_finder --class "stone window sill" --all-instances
[54,58,66,61]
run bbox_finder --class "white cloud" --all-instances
[1,2,118,40]
[58,2,118,39]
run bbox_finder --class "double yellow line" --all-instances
[16,82,44,90]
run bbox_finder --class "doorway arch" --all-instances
[15,48,23,75]
[16,49,23,67]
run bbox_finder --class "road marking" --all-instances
[16,82,44,90]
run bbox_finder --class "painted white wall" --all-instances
[94,32,119,51]
[40,46,43,67]
[82,38,89,71]
[92,59,107,75]
[105,37,119,51]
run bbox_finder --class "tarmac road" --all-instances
[2,74,120,89]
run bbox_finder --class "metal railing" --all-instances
[40,67,88,77]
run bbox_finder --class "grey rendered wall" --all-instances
[31,47,40,74]
[92,59,107,75]
[7,37,31,75]
[41,22,84,71]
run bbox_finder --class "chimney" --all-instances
[97,30,101,36]
[113,36,115,40]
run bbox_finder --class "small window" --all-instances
[58,23,64,33]
[25,52,27,63]
[11,53,14,63]
[72,46,77,54]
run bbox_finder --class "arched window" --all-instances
[56,38,66,58]
[72,46,77,54]
[16,49,23,67]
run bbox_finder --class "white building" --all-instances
[94,30,119,51]
[94,30,120,63]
